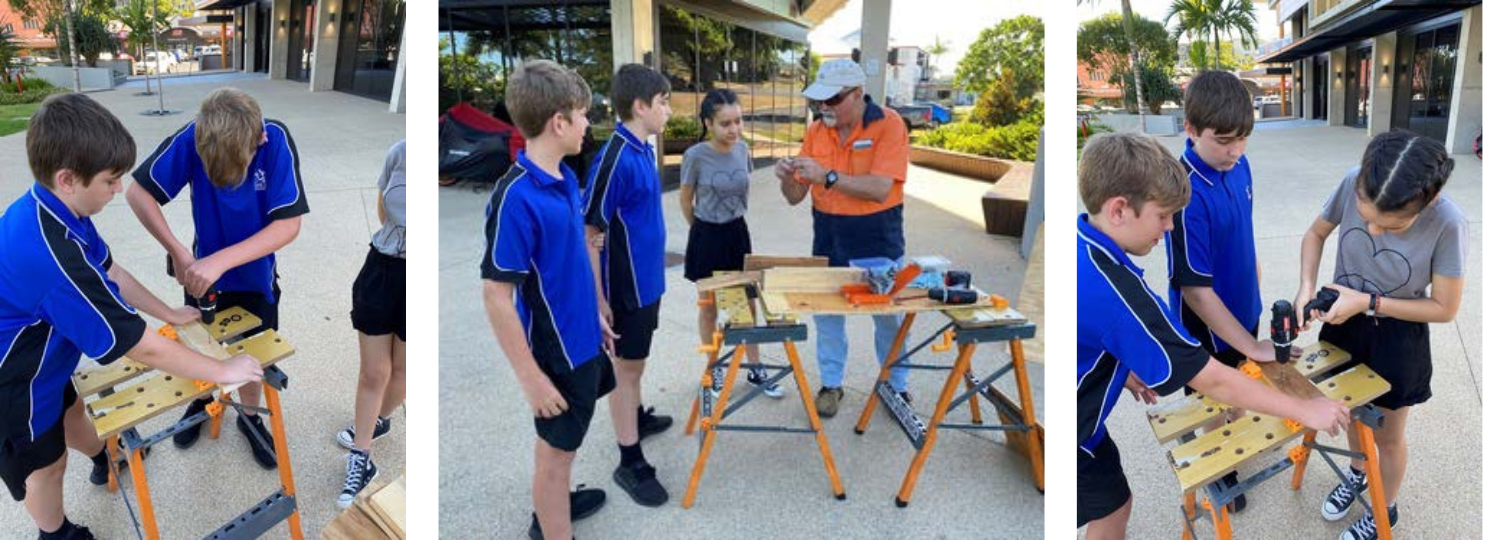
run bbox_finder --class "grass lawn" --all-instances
[0,103,40,138]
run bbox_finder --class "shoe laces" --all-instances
[1348,512,1377,540]
[343,452,370,492]
[1330,471,1364,507]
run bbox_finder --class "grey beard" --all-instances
[821,114,837,128]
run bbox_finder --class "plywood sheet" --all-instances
[743,255,828,271]
[366,476,406,539]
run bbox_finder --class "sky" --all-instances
[806,0,1049,78]
[1075,0,1283,44]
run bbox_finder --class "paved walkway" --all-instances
[1084,123,1482,538]
[0,77,404,539]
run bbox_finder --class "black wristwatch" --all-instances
[1365,292,1379,316]
[824,170,840,189]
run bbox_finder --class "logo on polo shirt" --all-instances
[254,169,267,191]
[1246,184,1252,201]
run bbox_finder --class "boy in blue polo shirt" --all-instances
[1,93,263,540]
[1077,133,1349,539]
[485,59,617,540]
[1164,70,1298,511]
[126,87,309,469]
[582,63,672,508]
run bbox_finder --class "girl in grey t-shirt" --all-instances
[1296,131,1466,536]
[679,89,781,398]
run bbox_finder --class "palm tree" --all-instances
[925,36,949,78]
[1166,0,1260,70]
[0,18,18,84]
[1080,0,1148,129]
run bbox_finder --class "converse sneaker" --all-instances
[1340,504,1397,540]
[1322,467,1368,521]
[335,416,392,450]
[337,450,378,508]
[746,367,785,399]
[708,366,726,399]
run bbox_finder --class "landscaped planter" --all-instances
[909,145,1012,182]
[1091,112,1183,135]
[32,65,119,91]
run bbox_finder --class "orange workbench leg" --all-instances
[894,343,975,507]
[1289,430,1316,490]
[783,340,845,501]
[1010,339,1044,492]
[105,435,119,493]
[1203,495,1234,539]
[1356,422,1393,540]
[685,330,723,436]
[682,345,746,509]
[207,395,224,440]
[855,313,917,434]
[127,447,160,540]
[263,383,303,539]
[1181,491,1198,540]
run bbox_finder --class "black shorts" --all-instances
[611,301,660,360]
[1320,314,1431,410]
[351,246,406,341]
[534,353,616,452]
[1078,435,1131,527]
[0,384,76,501]
[185,280,281,334]
[684,217,752,282]
[1184,324,1258,396]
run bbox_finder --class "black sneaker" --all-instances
[526,486,605,540]
[336,416,392,450]
[337,450,378,508]
[236,414,278,469]
[746,368,785,399]
[637,406,673,440]
[613,461,669,507]
[88,454,109,486]
[172,397,212,448]
[1221,471,1247,513]
[1340,504,1397,540]
[1322,467,1368,521]
[37,521,96,540]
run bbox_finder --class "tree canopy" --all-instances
[953,15,1043,98]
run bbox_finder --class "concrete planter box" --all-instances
[32,65,121,91]
[910,145,1012,182]
[1092,112,1183,135]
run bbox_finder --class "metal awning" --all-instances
[438,0,610,33]
[195,0,257,10]
[1257,0,1477,64]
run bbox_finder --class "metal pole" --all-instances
[445,8,460,104]
[65,0,79,92]
[153,0,164,111]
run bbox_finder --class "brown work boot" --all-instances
[815,387,844,418]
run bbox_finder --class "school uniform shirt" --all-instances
[1165,138,1260,354]
[1078,214,1209,454]
[0,185,147,443]
[483,151,604,371]
[132,119,311,304]
[583,124,666,311]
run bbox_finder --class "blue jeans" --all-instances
[814,314,909,392]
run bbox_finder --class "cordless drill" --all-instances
[1302,287,1340,324]
[927,287,979,305]
[1269,300,1297,363]
[197,287,218,324]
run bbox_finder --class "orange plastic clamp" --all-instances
[194,380,215,392]
[697,332,723,354]
[204,400,223,417]
[157,325,178,341]
[1238,362,1262,380]
[931,329,955,352]
[1288,444,1310,465]
[989,295,1009,309]
[1284,418,1303,431]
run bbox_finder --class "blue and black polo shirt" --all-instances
[0,185,147,443]
[132,119,310,304]
[583,124,666,312]
[483,152,604,371]
[1078,214,1209,455]
[1165,138,1260,354]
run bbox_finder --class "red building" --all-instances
[0,0,55,56]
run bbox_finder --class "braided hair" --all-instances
[1356,130,1455,215]
[698,88,740,142]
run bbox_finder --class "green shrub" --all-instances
[0,86,64,105]
[1077,121,1113,149]
[915,120,1039,162]
[664,115,699,140]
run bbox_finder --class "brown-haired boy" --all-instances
[484,59,616,540]
[582,63,673,507]
[1076,132,1349,539]
[0,93,262,540]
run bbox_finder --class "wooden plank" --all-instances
[944,305,1029,328]
[743,255,827,271]
[1259,361,1325,401]
[367,476,406,539]
[695,271,762,293]
[1145,342,1354,443]
[72,307,263,397]
[714,286,756,328]
[761,267,864,293]
[1167,363,1390,494]
[87,330,296,439]
[321,503,388,540]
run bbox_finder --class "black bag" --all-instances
[439,103,512,185]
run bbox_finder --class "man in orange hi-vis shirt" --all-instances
[775,57,912,419]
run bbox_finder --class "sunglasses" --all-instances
[816,87,857,108]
